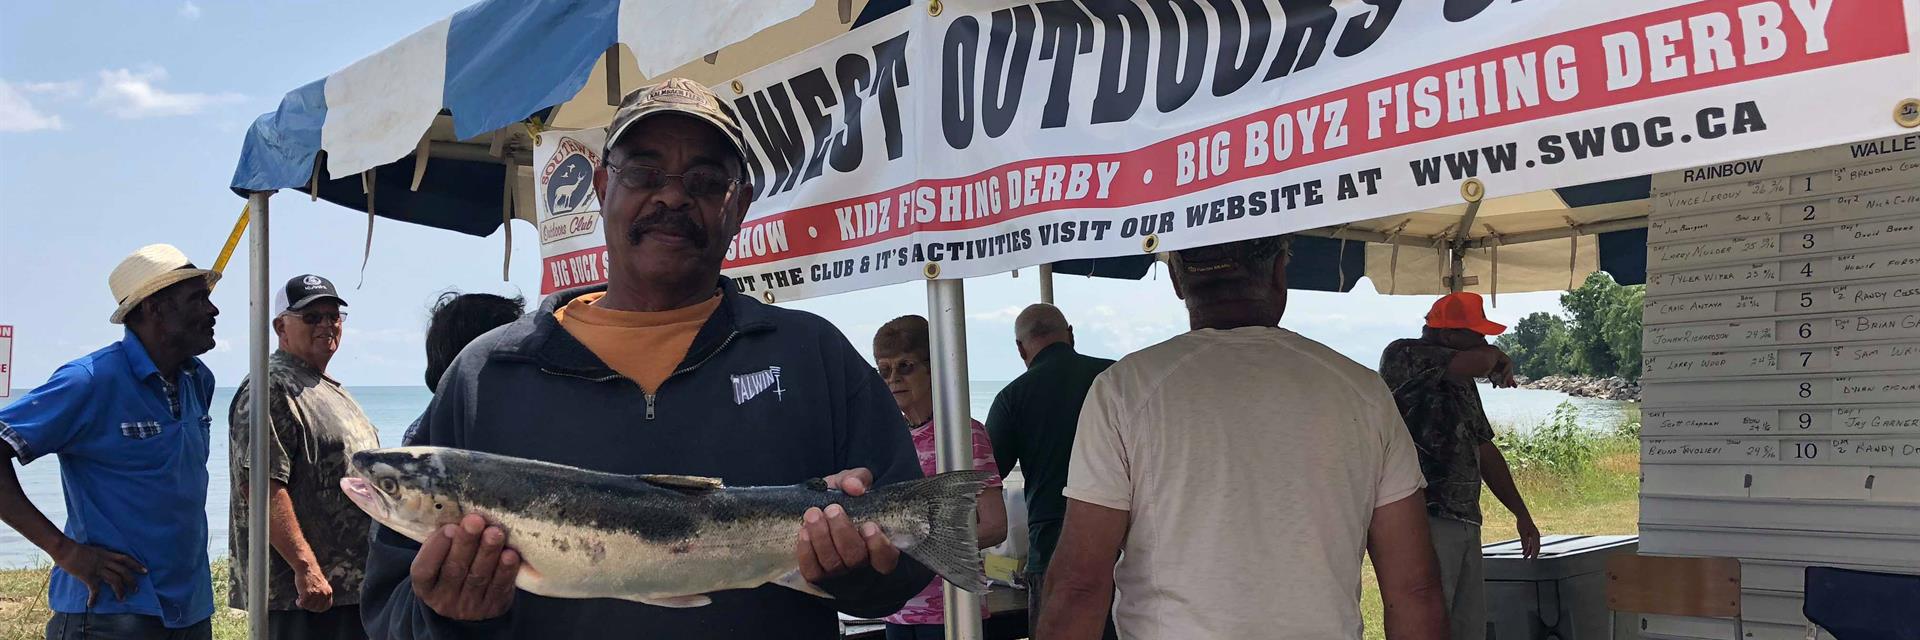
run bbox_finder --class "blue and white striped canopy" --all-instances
[229,0,869,236]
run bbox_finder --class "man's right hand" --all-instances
[52,539,145,606]
[294,559,335,612]
[411,514,520,621]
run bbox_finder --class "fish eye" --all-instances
[376,477,400,495]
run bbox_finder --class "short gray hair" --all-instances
[1014,304,1070,343]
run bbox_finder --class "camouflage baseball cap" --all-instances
[605,77,749,168]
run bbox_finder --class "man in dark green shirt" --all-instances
[984,304,1114,637]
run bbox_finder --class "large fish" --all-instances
[339,446,991,608]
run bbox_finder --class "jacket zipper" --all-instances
[644,330,741,421]
[539,330,743,423]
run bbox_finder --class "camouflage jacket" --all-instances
[228,350,381,611]
[1379,339,1494,525]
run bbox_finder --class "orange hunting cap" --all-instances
[1425,291,1506,336]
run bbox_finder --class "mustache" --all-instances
[625,206,707,248]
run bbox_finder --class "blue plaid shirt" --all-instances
[0,329,215,628]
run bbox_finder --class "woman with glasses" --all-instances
[871,315,1007,640]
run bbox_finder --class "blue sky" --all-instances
[0,0,1566,389]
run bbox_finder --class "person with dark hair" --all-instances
[402,292,525,445]
[1038,236,1450,640]
[871,315,1006,640]
[0,244,221,639]
[423,292,526,391]
[361,78,932,639]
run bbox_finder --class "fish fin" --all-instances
[773,569,833,599]
[625,594,713,608]
[636,474,726,493]
[874,470,994,594]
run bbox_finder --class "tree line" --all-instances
[1494,272,1645,382]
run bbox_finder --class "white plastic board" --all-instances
[1643,134,1920,593]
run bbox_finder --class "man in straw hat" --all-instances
[1379,291,1541,640]
[361,78,931,639]
[1039,235,1448,640]
[0,243,221,639]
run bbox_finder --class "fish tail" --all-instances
[871,469,994,594]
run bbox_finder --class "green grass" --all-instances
[0,559,247,640]
[1359,404,1642,639]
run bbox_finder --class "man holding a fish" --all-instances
[357,78,942,639]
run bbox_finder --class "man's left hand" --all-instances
[1518,516,1542,559]
[795,468,902,582]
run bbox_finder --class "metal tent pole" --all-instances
[1037,263,1054,304]
[246,192,272,640]
[926,279,984,640]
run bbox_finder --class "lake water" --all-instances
[0,382,1629,568]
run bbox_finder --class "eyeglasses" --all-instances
[605,163,740,199]
[877,359,922,380]
[293,311,347,326]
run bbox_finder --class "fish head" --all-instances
[341,446,466,542]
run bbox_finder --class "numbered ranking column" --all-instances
[1638,133,1920,638]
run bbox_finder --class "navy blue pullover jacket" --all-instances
[361,282,932,639]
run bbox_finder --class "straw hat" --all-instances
[108,244,219,324]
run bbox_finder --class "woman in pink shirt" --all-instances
[872,315,1007,640]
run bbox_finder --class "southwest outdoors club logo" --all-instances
[302,275,322,286]
[542,137,601,218]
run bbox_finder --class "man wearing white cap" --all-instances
[0,244,221,639]
[229,274,379,640]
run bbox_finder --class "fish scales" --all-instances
[341,446,990,608]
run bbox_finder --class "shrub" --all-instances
[1494,402,1598,475]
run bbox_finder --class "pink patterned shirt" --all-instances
[882,419,1001,626]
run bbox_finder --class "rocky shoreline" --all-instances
[1514,375,1641,401]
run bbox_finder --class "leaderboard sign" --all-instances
[1641,131,1920,478]
[539,0,1920,298]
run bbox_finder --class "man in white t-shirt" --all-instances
[1036,235,1449,640]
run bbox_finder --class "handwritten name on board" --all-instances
[1642,438,1779,464]
[1644,321,1773,352]
[1649,235,1782,270]
[1648,263,1779,294]
[1834,407,1920,434]
[1810,159,1920,194]
[1658,179,1792,215]
[1644,291,1777,325]
[1645,410,1780,434]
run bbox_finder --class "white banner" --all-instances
[539,0,1920,299]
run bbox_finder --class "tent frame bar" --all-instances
[926,279,984,640]
[245,192,272,640]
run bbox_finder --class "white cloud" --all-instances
[20,80,83,100]
[967,305,1024,324]
[178,1,201,20]
[91,67,243,119]
[0,81,64,132]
